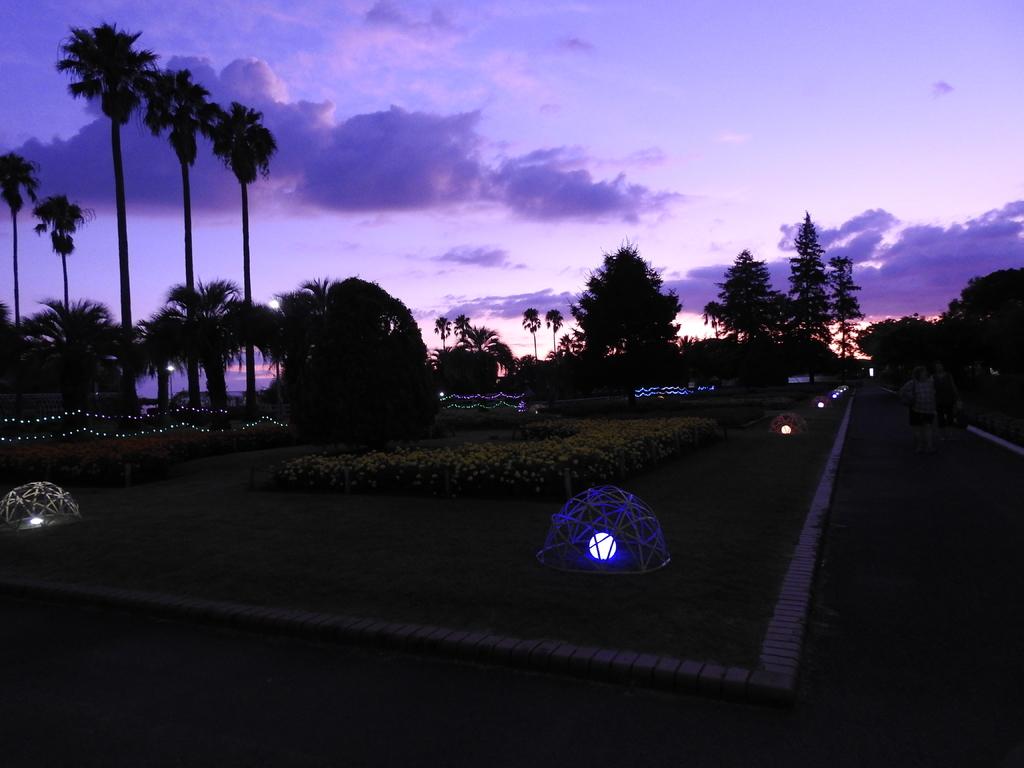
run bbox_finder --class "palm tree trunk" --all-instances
[61,254,69,310]
[533,333,537,360]
[110,119,138,415]
[553,329,557,357]
[181,162,202,409]
[241,182,256,419]
[11,210,22,418]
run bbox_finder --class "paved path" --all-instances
[2,385,1022,766]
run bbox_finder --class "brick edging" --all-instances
[0,575,784,706]
[753,393,856,702]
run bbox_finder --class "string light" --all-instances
[0,405,228,425]
[634,385,716,398]
[0,417,288,444]
[440,393,527,412]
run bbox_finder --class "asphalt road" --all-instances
[2,386,1022,767]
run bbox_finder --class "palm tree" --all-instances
[144,68,220,410]
[139,309,183,413]
[464,324,514,377]
[33,195,93,310]
[522,307,541,359]
[163,280,242,413]
[211,102,277,418]
[22,299,119,413]
[545,308,564,357]
[0,153,40,327]
[0,301,14,381]
[433,315,452,352]
[57,23,158,414]
[276,278,337,406]
[454,314,471,345]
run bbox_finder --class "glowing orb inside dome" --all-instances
[537,485,670,573]
[588,532,617,560]
[28,517,43,526]
[781,424,792,435]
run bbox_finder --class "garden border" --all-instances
[0,396,855,708]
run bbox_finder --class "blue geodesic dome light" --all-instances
[537,485,670,573]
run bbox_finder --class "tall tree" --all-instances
[162,280,243,414]
[827,254,863,380]
[211,102,277,418]
[433,315,452,352]
[545,308,564,356]
[22,299,119,413]
[787,213,831,383]
[522,307,541,359]
[703,250,784,343]
[144,68,219,409]
[464,325,514,377]
[57,23,157,413]
[33,195,93,310]
[139,309,183,412]
[0,152,40,327]
[453,314,471,345]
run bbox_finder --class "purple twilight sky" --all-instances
[2,0,1023,384]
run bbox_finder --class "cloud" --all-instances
[434,246,523,269]
[364,1,454,33]
[932,80,954,98]
[489,148,682,222]
[14,58,678,223]
[714,131,751,144]
[557,37,594,53]
[440,288,576,320]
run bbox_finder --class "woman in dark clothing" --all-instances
[933,362,960,439]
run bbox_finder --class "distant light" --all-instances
[817,401,825,408]
[166,364,175,373]
[869,367,874,377]
[268,298,281,310]
[28,517,43,526]
[588,532,617,561]
[781,425,792,435]
[439,391,445,398]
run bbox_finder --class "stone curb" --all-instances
[752,392,856,704]
[966,425,1024,459]
[0,574,783,705]
[0,396,857,709]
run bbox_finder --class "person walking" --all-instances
[933,361,961,440]
[899,366,937,453]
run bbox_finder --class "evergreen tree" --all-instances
[828,254,863,380]
[572,242,681,395]
[787,213,831,382]
[703,249,784,343]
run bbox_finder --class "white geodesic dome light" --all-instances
[0,482,82,532]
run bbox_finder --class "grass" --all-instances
[0,394,848,667]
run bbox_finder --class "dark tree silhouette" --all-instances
[139,309,183,412]
[453,314,471,345]
[0,152,40,327]
[571,242,680,395]
[292,278,436,447]
[162,280,243,414]
[144,68,220,409]
[828,254,863,380]
[211,102,277,419]
[58,22,158,414]
[545,309,564,357]
[33,195,93,310]
[433,315,452,352]
[522,307,541,359]
[787,213,831,383]
[703,249,784,343]
[22,299,119,413]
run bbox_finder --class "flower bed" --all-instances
[275,417,718,498]
[0,426,294,486]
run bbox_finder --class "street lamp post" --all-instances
[268,299,283,417]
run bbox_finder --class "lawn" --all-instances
[0,393,849,668]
